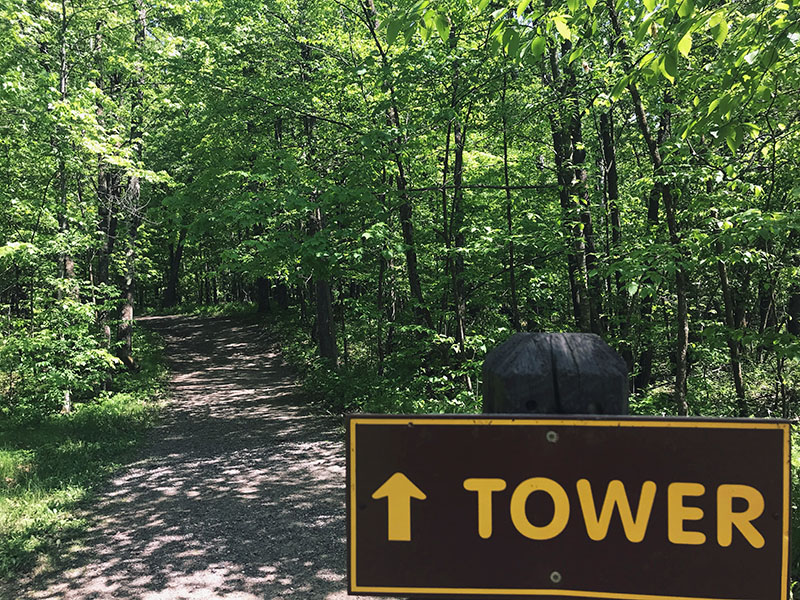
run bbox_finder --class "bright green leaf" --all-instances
[726,126,743,153]
[635,17,655,44]
[553,15,572,40]
[610,74,629,101]
[712,18,728,47]
[491,6,508,19]
[517,0,532,16]
[586,0,597,11]
[419,20,432,41]
[434,13,451,42]
[660,52,677,83]
[677,0,694,17]
[677,31,692,57]
[530,35,546,58]
[638,51,656,68]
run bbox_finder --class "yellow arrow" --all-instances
[371,472,427,541]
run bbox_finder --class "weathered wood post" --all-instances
[482,332,628,415]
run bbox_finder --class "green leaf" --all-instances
[530,35,546,58]
[586,0,597,11]
[726,125,743,154]
[419,19,432,41]
[502,27,513,48]
[404,24,416,44]
[677,32,692,57]
[491,6,508,19]
[567,0,580,12]
[553,15,572,40]
[516,0,532,16]
[660,52,677,83]
[712,18,728,47]
[677,0,694,17]
[610,74,629,101]
[477,0,491,9]
[643,0,656,10]
[638,51,656,68]
[507,29,520,59]
[635,17,655,44]
[568,46,583,64]
[434,13,451,42]
[386,19,402,47]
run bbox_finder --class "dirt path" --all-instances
[10,315,387,600]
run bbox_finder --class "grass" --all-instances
[0,327,167,580]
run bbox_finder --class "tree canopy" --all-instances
[1,0,799,422]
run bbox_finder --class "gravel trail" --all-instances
[9,314,386,600]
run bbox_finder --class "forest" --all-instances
[1,0,799,587]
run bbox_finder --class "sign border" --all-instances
[346,414,791,600]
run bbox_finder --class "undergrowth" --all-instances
[0,326,166,580]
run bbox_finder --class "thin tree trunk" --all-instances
[310,207,337,365]
[360,0,433,330]
[711,207,748,415]
[608,2,688,414]
[599,109,632,371]
[57,0,73,412]
[545,33,592,333]
[502,69,521,332]
[163,228,186,308]
[117,0,145,370]
[570,113,602,334]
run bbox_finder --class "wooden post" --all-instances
[482,332,628,415]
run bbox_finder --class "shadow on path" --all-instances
[8,315,387,600]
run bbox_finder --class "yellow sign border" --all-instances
[348,416,790,600]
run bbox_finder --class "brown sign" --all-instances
[347,415,790,600]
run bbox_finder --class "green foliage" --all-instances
[0,296,122,421]
[0,328,165,579]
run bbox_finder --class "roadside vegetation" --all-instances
[0,329,165,579]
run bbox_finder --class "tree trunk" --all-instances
[117,0,145,370]
[310,206,337,366]
[608,1,688,414]
[545,34,593,333]
[599,109,632,371]
[360,0,432,331]
[163,228,186,308]
[256,277,270,313]
[502,69,521,332]
[711,208,748,415]
[451,120,468,356]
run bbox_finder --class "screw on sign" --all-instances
[347,333,791,600]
